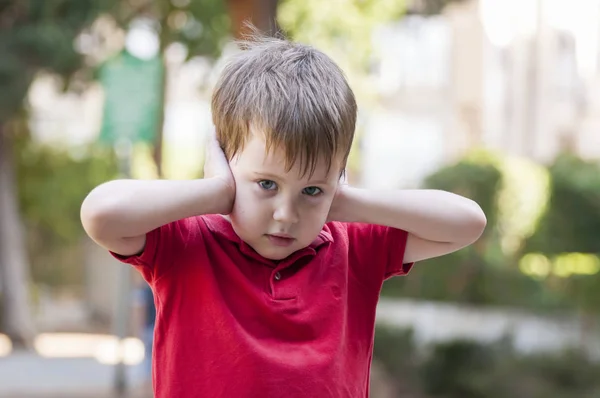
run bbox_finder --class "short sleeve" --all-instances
[342,222,414,282]
[110,217,202,285]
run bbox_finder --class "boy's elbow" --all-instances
[80,190,119,241]
[81,198,105,241]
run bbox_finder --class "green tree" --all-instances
[15,134,118,288]
[0,0,115,349]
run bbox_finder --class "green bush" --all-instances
[420,339,498,398]
[423,158,502,233]
[382,150,600,315]
[373,325,600,398]
[16,140,118,286]
[373,326,417,377]
[381,156,506,305]
[525,153,600,255]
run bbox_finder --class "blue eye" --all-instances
[258,180,277,190]
[303,186,322,196]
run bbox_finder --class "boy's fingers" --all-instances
[208,127,226,152]
[339,170,348,185]
[208,125,217,139]
[206,126,219,148]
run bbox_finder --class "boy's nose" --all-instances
[273,201,300,224]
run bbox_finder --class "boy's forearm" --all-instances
[334,187,486,244]
[81,177,232,241]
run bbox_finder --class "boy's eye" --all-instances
[303,186,322,196]
[258,180,277,190]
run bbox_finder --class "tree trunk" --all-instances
[0,124,36,350]
[226,0,281,39]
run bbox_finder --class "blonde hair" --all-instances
[211,33,357,177]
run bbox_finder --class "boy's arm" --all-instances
[80,177,233,256]
[81,132,234,257]
[329,187,486,263]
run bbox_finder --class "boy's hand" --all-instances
[204,129,236,214]
[327,172,350,222]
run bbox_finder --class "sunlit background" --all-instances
[1,0,600,397]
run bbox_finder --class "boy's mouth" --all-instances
[266,234,295,247]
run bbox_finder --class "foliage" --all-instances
[1,0,230,290]
[372,327,417,378]
[0,0,114,122]
[380,150,595,314]
[424,155,503,233]
[381,254,563,311]
[518,153,600,314]
[110,0,230,59]
[423,150,550,260]
[0,2,116,344]
[374,325,600,398]
[406,0,470,15]
[381,154,508,305]
[277,0,406,107]
[16,138,118,286]
[420,339,498,398]
[525,153,600,255]
[278,0,406,71]
[372,327,423,396]
[278,0,471,88]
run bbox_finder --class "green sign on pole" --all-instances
[98,50,163,145]
[98,50,164,394]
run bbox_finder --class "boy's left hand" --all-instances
[326,173,350,223]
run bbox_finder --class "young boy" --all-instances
[81,35,486,398]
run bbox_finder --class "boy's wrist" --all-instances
[328,185,361,223]
[203,177,235,215]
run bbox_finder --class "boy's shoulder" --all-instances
[162,214,235,248]
[324,220,399,238]
[164,213,226,234]
[326,221,410,257]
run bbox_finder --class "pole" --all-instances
[113,138,133,396]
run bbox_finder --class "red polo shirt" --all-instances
[112,214,412,398]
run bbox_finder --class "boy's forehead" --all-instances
[239,131,341,181]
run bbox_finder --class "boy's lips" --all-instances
[266,234,295,247]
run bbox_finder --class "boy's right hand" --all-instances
[204,129,236,214]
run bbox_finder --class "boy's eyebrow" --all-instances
[252,171,332,185]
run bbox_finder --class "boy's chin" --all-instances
[253,244,296,261]
[254,237,322,261]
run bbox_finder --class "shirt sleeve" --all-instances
[110,217,201,285]
[343,222,414,282]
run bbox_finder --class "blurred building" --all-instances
[361,0,600,189]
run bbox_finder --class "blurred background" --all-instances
[1,0,600,397]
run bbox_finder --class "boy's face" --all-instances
[228,130,342,260]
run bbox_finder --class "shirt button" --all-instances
[274,272,282,281]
